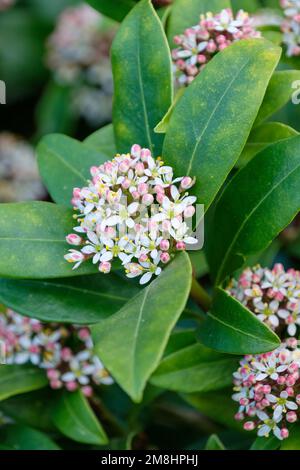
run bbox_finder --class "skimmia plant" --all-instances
[1,0,300,451]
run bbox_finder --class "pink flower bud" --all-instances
[162,220,171,232]
[138,183,148,195]
[132,190,140,200]
[140,148,151,162]
[286,387,294,397]
[181,177,193,190]
[139,254,148,263]
[156,192,164,204]
[281,428,289,439]
[286,411,297,423]
[99,262,111,274]
[66,234,83,246]
[61,347,72,361]
[119,159,131,173]
[160,239,170,251]
[184,206,195,218]
[197,54,207,64]
[234,412,244,421]
[73,187,81,198]
[82,386,93,397]
[131,144,141,157]
[122,178,131,189]
[66,381,78,392]
[47,369,59,380]
[142,194,154,206]
[135,162,145,175]
[176,241,186,251]
[154,184,164,194]
[50,380,62,390]
[90,166,99,177]
[243,421,255,431]
[160,252,170,264]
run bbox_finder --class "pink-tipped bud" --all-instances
[61,347,72,361]
[140,148,151,162]
[286,411,297,423]
[160,252,170,264]
[82,386,93,397]
[50,380,62,390]
[131,190,140,200]
[243,421,255,431]
[296,394,300,405]
[142,193,154,206]
[184,206,195,218]
[121,178,131,189]
[234,412,244,421]
[66,233,83,246]
[90,166,99,177]
[154,184,165,194]
[131,144,141,157]
[286,375,296,387]
[162,220,171,232]
[286,387,295,397]
[160,239,170,251]
[47,369,59,380]
[99,261,111,274]
[73,187,81,198]
[281,428,289,439]
[277,376,286,385]
[156,192,164,204]
[181,177,194,190]
[78,328,90,340]
[197,54,207,64]
[135,162,145,176]
[119,159,131,173]
[66,381,78,392]
[176,241,186,251]
[139,254,148,263]
[138,183,148,196]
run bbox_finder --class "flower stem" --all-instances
[190,278,212,312]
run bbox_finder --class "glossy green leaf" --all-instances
[92,253,192,402]
[255,70,300,126]
[112,0,173,155]
[37,134,107,206]
[52,390,108,445]
[0,424,60,450]
[150,343,237,392]
[237,122,298,168]
[182,389,241,430]
[86,0,136,22]
[0,202,99,279]
[0,365,47,402]
[205,434,225,450]
[197,288,280,354]
[84,124,116,157]
[0,273,139,324]
[251,435,280,450]
[206,136,300,285]
[163,39,280,211]
[167,0,231,44]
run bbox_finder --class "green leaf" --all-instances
[237,122,298,168]
[206,136,300,285]
[167,0,231,44]
[255,70,300,126]
[92,253,192,402]
[205,434,225,450]
[280,425,300,450]
[182,389,240,430]
[84,124,116,157]
[0,273,139,324]
[0,365,47,402]
[163,39,280,212]
[0,424,60,450]
[112,0,173,155]
[86,0,136,22]
[150,343,237,393]
[37,134,108,206]
[0,201,99,279]
[35,81,76,138]
[197,288,280,354]
[52,390,108,445]
[251,435,280,450]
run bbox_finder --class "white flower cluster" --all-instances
[233,340,300,440]
[46,4,115,125]
[0,308,112,396]
[65,144,198,285]
[227,264,300,337]
[0,132,45,203]
[280,0,300,56]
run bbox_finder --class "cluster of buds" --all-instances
[229,264,300,440]
[233,340,300,440]
[64,144,198,285]
[0,132,45,203]
[0,307,112,396]
[227,264,300,337]
[172,8,261,86]
[46,4,115,125]
[280,0,300,56]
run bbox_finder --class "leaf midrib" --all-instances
[216,160,300,284]
[186,57,251,176]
